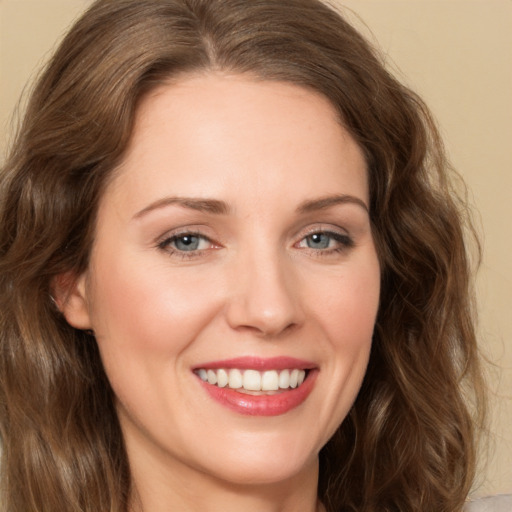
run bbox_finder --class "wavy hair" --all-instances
[0,0,485,510]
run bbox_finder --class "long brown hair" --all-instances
[0,1,485,510]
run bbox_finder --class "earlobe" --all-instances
[51,272,92,330]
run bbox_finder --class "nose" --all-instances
[224,249,303,337]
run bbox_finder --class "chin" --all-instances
[204,455,317,488]
[188,431,320,487]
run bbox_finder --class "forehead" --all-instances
[105,73,368,214]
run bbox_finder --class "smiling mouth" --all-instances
[195,368,308,395]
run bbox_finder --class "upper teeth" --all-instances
[196,368,307,391]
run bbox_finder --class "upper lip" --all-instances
[192,356,316,371]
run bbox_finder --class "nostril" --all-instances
[233,319,298,338]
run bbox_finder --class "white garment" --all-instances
[465,495,512,511]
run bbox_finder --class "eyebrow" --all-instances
[133,193,368,220]
[296,194,369,214]
[133,196,230,219]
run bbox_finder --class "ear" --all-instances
[51,271,92,330]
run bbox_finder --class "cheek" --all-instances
[310,258,380,350]
[298,255,380,445]
[86,257,227,430]
[87,254,224,357]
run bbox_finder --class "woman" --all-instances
[0,0,486,510]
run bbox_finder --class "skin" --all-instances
[60,73,381,512]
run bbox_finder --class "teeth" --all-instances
[279,369,290,389]
[207,369,217,385]
[228,369,243,389]
[290,369,299,388]
[197,368,307,392]
[261,370,279,391]
[217,368,229,388]
[243,370,261,391]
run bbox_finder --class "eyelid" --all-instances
[155,224,216,244]
[295,224,351,242]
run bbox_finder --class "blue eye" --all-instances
[305,233,331,249]
[159,233,212,254]
[173,234,202,251]
[297,231,353,252]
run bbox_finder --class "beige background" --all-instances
[1,0,510,498]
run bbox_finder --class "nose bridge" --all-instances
[225,242,302,336]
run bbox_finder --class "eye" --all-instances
[296,230,354,252]
[158,232,214,254]
[303,232,332,249]
[171,234,207,251]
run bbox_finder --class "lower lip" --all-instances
[198,371,318,416]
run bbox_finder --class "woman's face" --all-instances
[64,74,380,489]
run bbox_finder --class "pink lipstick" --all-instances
[193,357,317,416]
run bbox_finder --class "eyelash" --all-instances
[156,228,354,260]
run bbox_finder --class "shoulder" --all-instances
[465,495,512,511]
